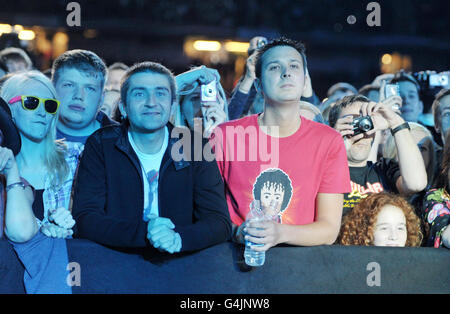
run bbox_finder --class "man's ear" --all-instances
[169,100,177,121]
[303,68,313,98]
[119,100,127,118]
[97,89,105,112]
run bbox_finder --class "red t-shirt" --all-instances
[211,114,351,226]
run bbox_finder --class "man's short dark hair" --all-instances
[390,71,420,92]
[255,37,307,80]
[358,84,379,96]
[252,169,293,213]
[52,49,107,88]
[120,61,177,106]
[432,88,450,130]
[108,62,129,72]
[327,82,358,98]
[328,95,371,128]
[0,47,32,70]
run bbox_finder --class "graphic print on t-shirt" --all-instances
[343,180,384,214]
[143,170,159,221]
[252,168,293,223]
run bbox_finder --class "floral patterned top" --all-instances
[421,188,450,248]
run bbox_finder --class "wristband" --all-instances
[390,122,410,136]
[5,181,26,192]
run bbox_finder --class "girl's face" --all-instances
[181,86,202,130]
[373,205,407,247]
[9,81,56,143]
[181,85,224,130]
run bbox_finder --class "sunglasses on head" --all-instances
[8,95,60,115]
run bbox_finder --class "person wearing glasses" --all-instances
[0,71,75,293]
[1,71,76,239]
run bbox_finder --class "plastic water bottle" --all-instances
[244,201,266,266]
[244,200,280,266]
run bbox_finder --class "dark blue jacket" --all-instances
[72,123,231,252]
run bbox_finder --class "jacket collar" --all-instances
[115,122,190,171]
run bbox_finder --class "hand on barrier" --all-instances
[48,207,76,229]
[147,216,181,253]
[41,223,73,239]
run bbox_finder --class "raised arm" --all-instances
[1,147,38,243]
[361,99,428,194]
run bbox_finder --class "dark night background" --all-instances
[0,0,449,100]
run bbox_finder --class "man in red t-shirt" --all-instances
[211,37,351,251]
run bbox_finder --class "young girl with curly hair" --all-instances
[338,192,423,247]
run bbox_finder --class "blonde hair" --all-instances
[383,122,436,188]
[299,101,324,123]
[0,70,69,187]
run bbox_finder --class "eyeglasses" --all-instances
[8,95,60,115]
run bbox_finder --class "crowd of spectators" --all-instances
[0,36,449,293]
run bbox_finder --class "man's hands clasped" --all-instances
[147,215,182,254]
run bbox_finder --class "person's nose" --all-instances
[282,70,291,79]
[35,100,47,117]
[388,228,398,241]
[144,92,157,108]
[72,85,84,101]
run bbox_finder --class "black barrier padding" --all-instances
[1,239,449,294]
[66,240,449,294]
[0,240,26,293]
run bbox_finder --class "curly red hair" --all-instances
[338,192,423,247]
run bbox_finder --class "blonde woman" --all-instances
[1,71,76,238]
[383,122,437,188]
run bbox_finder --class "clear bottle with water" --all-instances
[244,200,278,266]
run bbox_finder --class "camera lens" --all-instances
[359,118,372,131]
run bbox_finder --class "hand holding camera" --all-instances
[361,100,405,132]
[176,66,221,95]
[335,99,404,141]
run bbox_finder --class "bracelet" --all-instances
[5,181,26,192]
[390,122,410,136]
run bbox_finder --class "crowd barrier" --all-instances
[1,239,448,294]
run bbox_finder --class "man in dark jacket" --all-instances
[71,61,231,254]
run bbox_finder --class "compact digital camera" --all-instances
[384,83,400,111]
[352,116,374,136]
[384,83,399,99]
[429,73,449,87]
[201,80,217,102]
